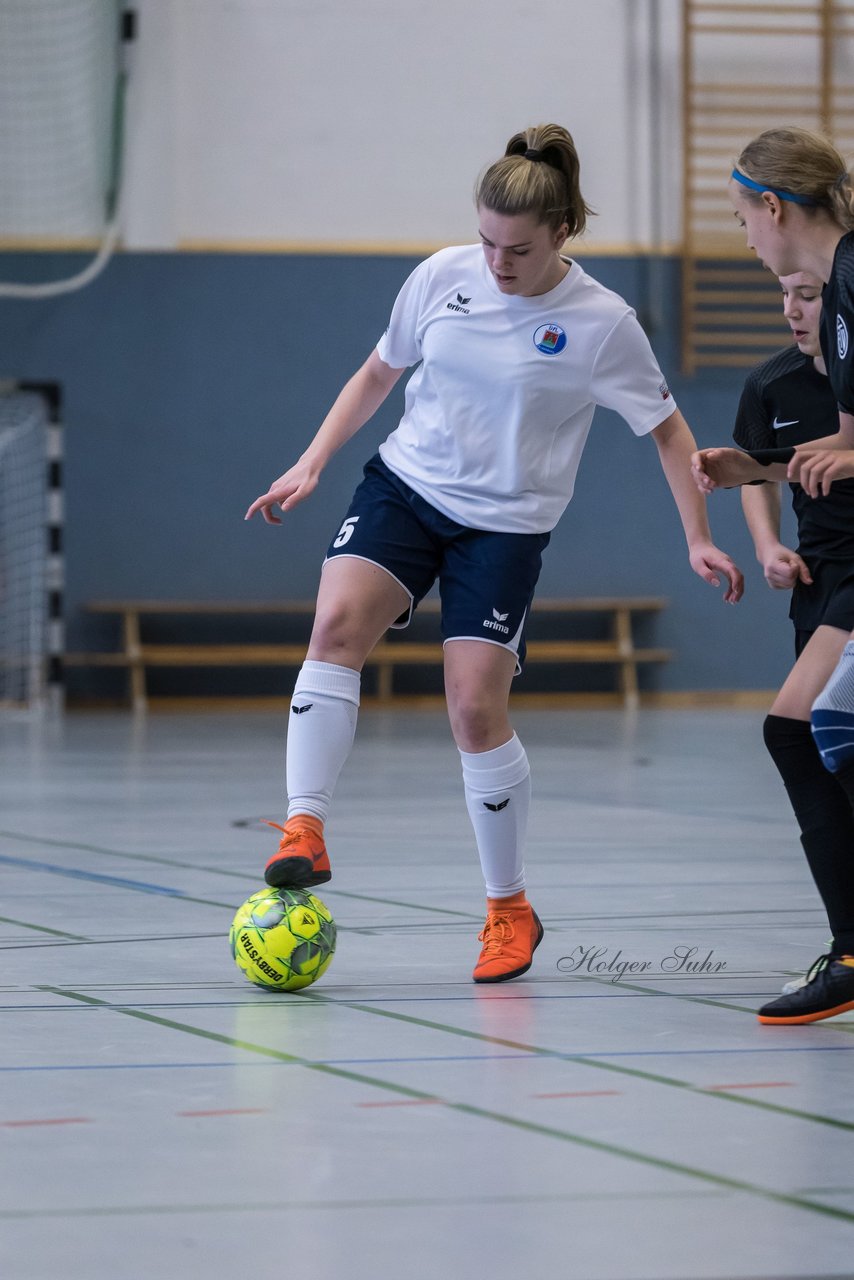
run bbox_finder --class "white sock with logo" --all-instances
[460,734,530,898]
[286,661,360,823]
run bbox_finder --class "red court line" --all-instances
[533,1090,622,1099]
[705,1082,793,1092]
[177,1108,270,1117]
[357,1099,442,1108]
[1,1117,92,1127]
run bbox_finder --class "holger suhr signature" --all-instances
[556,944,726,984]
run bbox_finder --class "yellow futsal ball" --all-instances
[229,887,336,991]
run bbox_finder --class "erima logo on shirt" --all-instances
[772,416,799,430]
[533,323,567,354]
[291,703,313,715]
[483,608,510,635]
[447,292,471,314]
[838,314,849,360]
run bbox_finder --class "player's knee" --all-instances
[447,694,508,753]
[763,713,815,781]
[307,605,368,666]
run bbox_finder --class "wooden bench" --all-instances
[65,597,672,712]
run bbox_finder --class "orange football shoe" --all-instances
[263,815,331,889]
[473,895,543,983]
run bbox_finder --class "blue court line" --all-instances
[0,990,808,1013]
[3,1044,854,1072]
[0,854,230,907]
[0,853,187,896]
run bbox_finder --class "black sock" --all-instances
[763,714,854,953]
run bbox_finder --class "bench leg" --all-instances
[376,661,393,703]
[123,611,147,713]
[613,608,639,712]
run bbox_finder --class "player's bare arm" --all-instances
[652,411,745,602]
[741,483,812,589]
[691,447,788,491]
[787,411,854,497]
[245,351,405,524]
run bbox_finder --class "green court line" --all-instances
[571,971,854,1040]
[303,992,854,1133]
[37,984,854,1224]
[0,1187,732,1221]
[0,915,86,940]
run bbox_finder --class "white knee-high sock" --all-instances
[460,734,530,898]
[286,661,360,823]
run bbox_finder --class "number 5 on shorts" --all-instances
[333,516,359,548]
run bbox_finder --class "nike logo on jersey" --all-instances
[484,798,510,812]
[291,703,313,715]
[772,417,799,430]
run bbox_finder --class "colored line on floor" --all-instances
[357,1099,443,1108]
[532,1090,621,1099]
[0,931,226,953]
[0,828,481,918]
[176,1108,269,1117]
[567,971,854,1040]
[0,853,232,909]
[0,1187,740,1221]
[0,1043,853,1073]
[306,992,854,1134]
[0,914,87,940]
[0,827,483,918]
[704,1082,793,1092]
[38,984,854,1226]
[1,1117,92,1127]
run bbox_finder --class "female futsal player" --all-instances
[246,122,742,985]
[692,126,854,1022]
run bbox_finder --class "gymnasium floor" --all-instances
[1,704,853,1280]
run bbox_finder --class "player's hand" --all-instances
[690,448,762,492]
[761,546,812,591]
[787,449,854,498]
[244,459,320,524]
[688,541,744,604]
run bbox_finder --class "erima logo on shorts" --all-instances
[838,314,849,360]
[533,323,567,354]
[483,608,510,635]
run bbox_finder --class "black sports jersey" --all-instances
[734,344,854,560]
[821,230,854,414]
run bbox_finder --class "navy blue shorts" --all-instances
[324,455,550,670]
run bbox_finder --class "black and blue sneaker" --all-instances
[759,954,854,1025]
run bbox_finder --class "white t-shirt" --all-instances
[376,243,677,533]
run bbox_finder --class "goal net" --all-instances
[0,390,50,709]
[0,0,129,297]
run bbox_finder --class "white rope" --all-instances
[0,218,121,298]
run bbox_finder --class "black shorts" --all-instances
[324,455,550,670]
[792,557,854,657]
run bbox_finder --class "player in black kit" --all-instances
[733,273,854,657]
[693,127,854,1023]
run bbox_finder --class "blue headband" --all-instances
[731,168,820,206]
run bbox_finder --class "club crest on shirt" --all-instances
[838,313,850,360]
[533,323,567,354]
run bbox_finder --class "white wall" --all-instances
[122,0,685,251]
